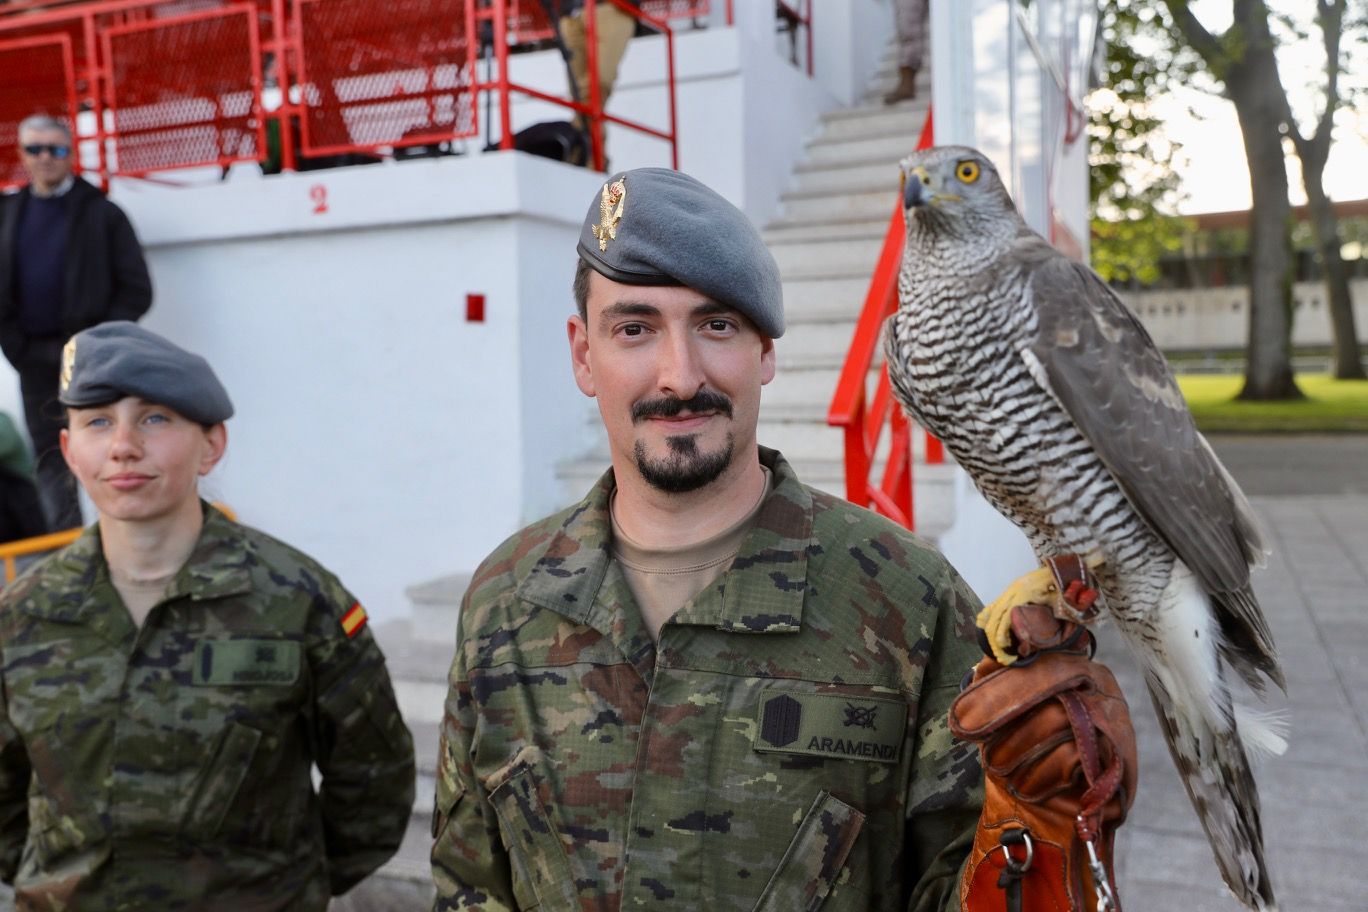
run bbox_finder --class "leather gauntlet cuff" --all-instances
[949,594,1136,912]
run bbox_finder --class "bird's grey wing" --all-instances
[1021,244,1277,680]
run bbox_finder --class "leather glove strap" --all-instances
[951,600,1136,912]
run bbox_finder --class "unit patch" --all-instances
[753,691,906,764]
[193,639,301,686]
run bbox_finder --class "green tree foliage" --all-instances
[1093,0,1300,399]
[1089,0,1193,286]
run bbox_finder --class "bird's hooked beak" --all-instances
[902,165,931,210]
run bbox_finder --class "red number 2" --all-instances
[310,184,328,214]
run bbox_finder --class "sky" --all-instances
[1153,1,1368,215]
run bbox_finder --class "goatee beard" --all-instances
[634,432,734,494]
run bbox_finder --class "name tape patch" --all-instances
[193,639,301,686]
[753,691,906,764]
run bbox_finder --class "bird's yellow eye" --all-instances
[956,161,981,183]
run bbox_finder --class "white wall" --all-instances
[1122,278,1368,351]
[815,0,899,107]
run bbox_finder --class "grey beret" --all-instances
[59,322,234,425]
[576,168,785,338]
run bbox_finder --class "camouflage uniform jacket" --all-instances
[0,504,416,911]
[432,448,984,911]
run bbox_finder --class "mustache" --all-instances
[631,390,734,424]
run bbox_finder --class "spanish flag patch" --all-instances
[340,602,368,638]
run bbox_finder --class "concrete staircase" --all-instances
[356,46,955,910]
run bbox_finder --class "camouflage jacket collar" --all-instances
[23,502,254,622]
[517,447,814,635]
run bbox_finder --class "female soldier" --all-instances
[0,322,415,910]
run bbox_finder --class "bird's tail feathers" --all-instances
[1137,568,1278,909]
[1145,674,1278,911]
[1234,704,1289,759]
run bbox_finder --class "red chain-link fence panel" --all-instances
[295,0,477,156]
[0,35,77,189]
[506,0,558,45]
[102,6,264,175]
[639,0,709,21]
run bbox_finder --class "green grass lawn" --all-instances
[1175,373,1368,432]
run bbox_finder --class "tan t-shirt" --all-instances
[110,571,175,628]
[611,467,773,641]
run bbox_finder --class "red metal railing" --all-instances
[480,0,678,172]
[1,0,695,187]
[826,107,941,531]
[292,0,476,158]
[101,4,265,176]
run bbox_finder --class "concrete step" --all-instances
[764,219,889,245]
[775,318,862,363]
[861,70,933,105]
[779,185,902,222]
[802,130,926,169]
[769,233,885,276]
[404,573,470,651]
[780,273,876,320]
[764,363,885,411]
[816,103,932,141]
[787,158,907,197]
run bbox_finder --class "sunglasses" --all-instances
[22,143,71,158]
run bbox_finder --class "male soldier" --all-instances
[0,114,152,531]
[430,169,1134,911]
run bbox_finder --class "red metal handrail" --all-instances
[826,106,941,531]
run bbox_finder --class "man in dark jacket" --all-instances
[0,114,152,531]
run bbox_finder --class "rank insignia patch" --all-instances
[753,691,906,764]
[341,602,368,638]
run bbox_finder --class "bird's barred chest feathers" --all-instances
[887,256,1171,615]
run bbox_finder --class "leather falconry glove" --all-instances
[949,555,1137,912]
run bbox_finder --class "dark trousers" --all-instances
[17,355,82,532]
[0,468,46,542]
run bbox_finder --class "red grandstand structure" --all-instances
[0,0,744,186]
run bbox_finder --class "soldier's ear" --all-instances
[760,336,776,386]
[568,314,596,398]
[199,423,227,476]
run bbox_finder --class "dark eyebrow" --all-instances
[598,302,661,324]
[691,301,736,319]
[596,298,738,328]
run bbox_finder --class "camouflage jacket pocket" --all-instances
[484,756,577,912]
[24,799,105,872]
[751,790,866,912]
[431,775,464,840]
[180,721,264,842]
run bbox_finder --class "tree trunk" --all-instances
[1285,0,1366,380]
[1222,4,1302,399]
[1304,181,1367,379]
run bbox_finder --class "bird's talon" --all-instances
[976,565,1058,665]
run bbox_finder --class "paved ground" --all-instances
[1,434,1361,910]
[1108,433,1368,911]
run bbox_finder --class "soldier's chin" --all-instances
[633,435,733,494]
